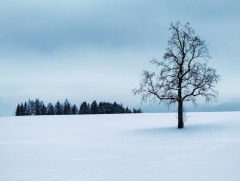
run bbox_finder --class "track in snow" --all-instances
[84,121,227,179]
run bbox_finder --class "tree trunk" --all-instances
[178,100,184,129]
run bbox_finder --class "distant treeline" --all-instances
[15,99,143,116]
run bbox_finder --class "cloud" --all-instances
[1,0,239,53]
[0,0,166,53]
[0,0,240,115]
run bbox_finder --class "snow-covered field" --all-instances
[0,112,240,181]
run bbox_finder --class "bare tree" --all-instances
[133,21,220,129]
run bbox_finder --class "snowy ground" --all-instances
[0,112,240,181]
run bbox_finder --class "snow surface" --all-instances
[0,112,240,181]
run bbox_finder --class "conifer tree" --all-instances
[35,99,42,115]
[24,102,30,115]
[86,103,91,114]
[28,99,35,115]
[71,104,78,115]
[15,104,21,116]
[41,103,47,115]
[20,103,25,116]
[79,102,90,114]
[91,100,98,114]
[98,102,105,114]
[55,101,63,115]
[63,99,71,115]
[46,103,55,115]
[125,107,132,113]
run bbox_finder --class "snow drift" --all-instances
[0,112,240,181]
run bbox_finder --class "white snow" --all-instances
[0,112,240,181]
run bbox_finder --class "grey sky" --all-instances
[1,0,240,115]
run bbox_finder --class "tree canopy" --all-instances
[134,21,220,128]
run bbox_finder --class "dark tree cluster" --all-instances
[15,99,142,116]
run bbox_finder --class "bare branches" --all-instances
[133,70,177,105]
[133,21,220,115]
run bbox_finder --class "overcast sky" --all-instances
[1,0,240,116]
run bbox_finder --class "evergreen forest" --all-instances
[15,99,142,116]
